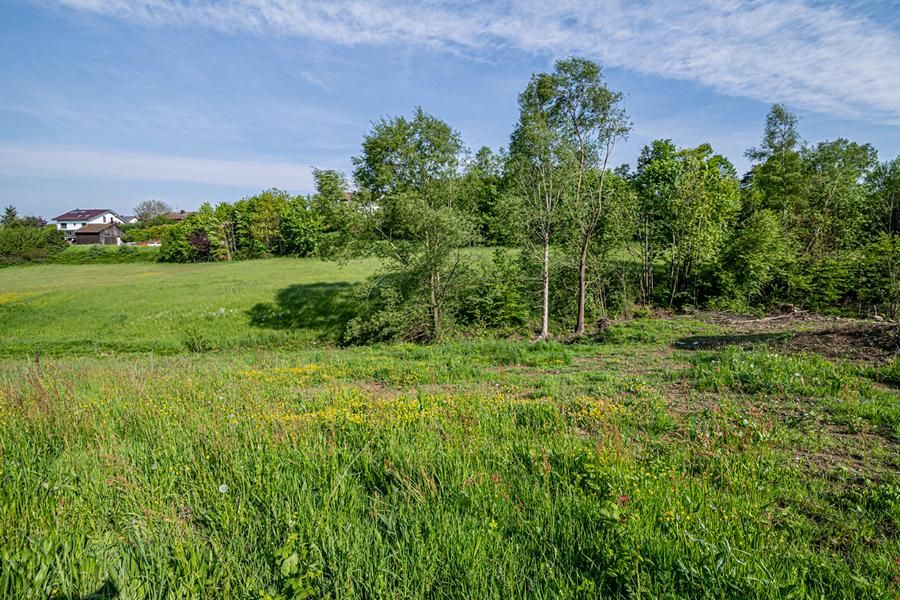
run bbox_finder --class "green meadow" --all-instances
[0,259,898,598]
[0,257,381,355]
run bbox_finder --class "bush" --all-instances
[342,274,429,345]
[455,250,529,331]
[50,245,159,264]
[714,209,793,309]
[855,234,899,318]
[121,223,173,243]
[0,225,67,265]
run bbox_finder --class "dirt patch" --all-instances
[677,309,899,364]
[784,324,900,363]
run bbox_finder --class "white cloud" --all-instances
[45,0,900,123]
[0,143,315,190]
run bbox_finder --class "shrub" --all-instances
[0,225,66,265]
[50,245,159,264]
[455,250,529,331]
[855,234,899,318]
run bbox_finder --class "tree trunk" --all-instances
[431,269,441,341]
[540,234,550,339]
[574,236,589,335]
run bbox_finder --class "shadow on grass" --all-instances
[247,282,360,341]
[62,579,118,599]
[673,332,790,351]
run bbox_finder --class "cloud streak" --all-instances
[44,0,900,124]
[0,143,316,190]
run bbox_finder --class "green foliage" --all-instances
[159,191,321,263]
[49,244,159,264]
[280,199,321,257]
[461,146,504,243]
[743,104,805,217]
[342,273,428,345]
[349,107,478,340]
[715,209,793,308]
[866,157,900,236]
[456,250,529,330]
[634,140,740,307]
[1,205,19,227]
[0,224,66,265]
[133,199,172,224]
[855,234,900,318]
[797,139,878,256]
[121,223,172,243]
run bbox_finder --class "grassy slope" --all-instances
[0,260,898,599]
[0,257,381,355]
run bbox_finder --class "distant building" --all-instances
[122,215,139,224]
[163,210,194,222]
[53,209,125,242]
[73,223,124,245]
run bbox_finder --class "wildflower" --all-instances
[219,484,229,494]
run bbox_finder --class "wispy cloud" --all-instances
[0,143,316,190]
[43,0,900,124]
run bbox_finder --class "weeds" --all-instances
[0,262,897,598]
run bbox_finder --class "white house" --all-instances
[52,209,126,242]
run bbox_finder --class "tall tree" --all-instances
[798,139,877,256]
[634,141,739,306]
[507,74,570,339]
[542,57,631,334]
[1,205,19,228]
[744,104,805,219]
[632,140,681,304]
[666,144,740,306]
[461,146,503,243]
[351,107,475,340]
[867,156,900,237]
[134,199,172,224]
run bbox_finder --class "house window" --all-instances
[81,223,86,226]
[60,223,67,229]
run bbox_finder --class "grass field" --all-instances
[0,258,381,356]
[0,259,898,598]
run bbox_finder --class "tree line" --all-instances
[0,206,65,265]
[5,56,897,337]
[160,57,899,341]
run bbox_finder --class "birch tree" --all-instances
[507,73,570,339]
[544,58,630,334]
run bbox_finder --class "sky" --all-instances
[1,0,899,219]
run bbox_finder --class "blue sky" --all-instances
[2,0,899,219]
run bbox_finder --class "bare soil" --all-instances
[681,309,899,364]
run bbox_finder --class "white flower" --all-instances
[218,484,229,494]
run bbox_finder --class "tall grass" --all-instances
[0,260,897,598]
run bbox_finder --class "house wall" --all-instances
[73,225,124,246]
[55,213,124,240]
[74,233,101,245]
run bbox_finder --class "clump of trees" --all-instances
[0,206,65,265]
[146,56,898,339]
[320,62,897,341]
[5,55,897,337]
[134,199,173,224]
[159,189,321,262]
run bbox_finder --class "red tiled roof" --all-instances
[53,209,117,221]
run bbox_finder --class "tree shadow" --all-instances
[673,332,790,351]
[248,282,360,341]
[61,579,118,599]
